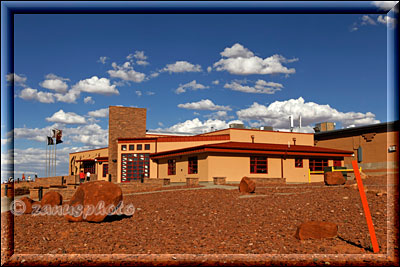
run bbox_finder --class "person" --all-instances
[35,174,38,180]
[79,171,85,183]
[86,171,91,182]
[27,175,31,182]
[22,173,25,181]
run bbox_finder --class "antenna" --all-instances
[299,115,302,128]
[289,115,294,132]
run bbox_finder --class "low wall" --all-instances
[252,177,286,185]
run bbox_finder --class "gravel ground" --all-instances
[3,175,397,258]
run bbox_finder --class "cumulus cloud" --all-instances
[135,90,142,96]
[98,56,108,64]
[127,51,149,66]
[72,76,119,95]
[175,80,209,94]
[6,73,27,85]
[212,80,220,85]
[213,43,297,75]
[84,96,95,104]
[236,97,380,129]
[19,88,55,103]
[162,61,202,73]
[108,62,146,83]
[46,110,87,124]
[178,99,231,111]
[162,118,238,134]
[377,15,397,28]
[146,91,155,96]
[40,78,68,93]
[361,15,377,25]
[205,111,234,120]
[207,66,212,73]
[224,79,283,94]
[88,108,109,118]
[372,1,398,10]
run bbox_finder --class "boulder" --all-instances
[18,197,35,214]
[324,172,346,186]
[41,191,63,207]
[65,180,123,223]
[295,221,338,240]
[239,177,256,193]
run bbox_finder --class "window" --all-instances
[121,153,150,182]
[137,144,143,150]
[333,160,342,167]
[168,159,176,175]
[103,164,108,177]
[121,145,127,151]
[309,159,329,171]
[145,144,150,150]
[295,158,303,168]
[250,156,268,173]
[83,162,95,174]
[188,157,198,174]
[129,145,135,151]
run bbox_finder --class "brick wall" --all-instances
[108,106,146,183]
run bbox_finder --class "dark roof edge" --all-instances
[314,121,399,139]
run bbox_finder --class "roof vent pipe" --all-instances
[288,141,290,148]
[299,116,302,128]
[251,135,255,143]
[289,115,294,132]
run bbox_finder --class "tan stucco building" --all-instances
[69,106,355,184]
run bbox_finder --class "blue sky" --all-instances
[2,1,398,182]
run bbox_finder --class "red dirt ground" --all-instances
[2,175,398,262]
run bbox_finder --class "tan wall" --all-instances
[283,158,309,183]
[158,154,208,183]
[208,153,283,182]
[228,129,314,146]
[69,147,108,176]
[315,131,399,169]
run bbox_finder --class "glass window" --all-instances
[129,145,135,150]
[295,158,303,168]
[121,145,127,151]
[145,144,150,150]
[188,157,198,174]
[102,164,108,177]
[309,159,329,171]
[250,156,267,173]
[168,159,176,175]
[137,144,143,150]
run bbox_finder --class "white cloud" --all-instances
[127,51,149,66]
[40,78,68,93]
[213,43,297,75]
[372,1,398,10]
[6,73,27,85]
[146,91,155,96]
[72,76,119,95]
[212,80,220,85]
[46,110,87,125]
[175,80,209,94]
[108,62,146,83]
[207,66,212,73]
[88,108,109,118]
[84,96,95,104]
[162,118,236,134]
[205,110,234,120]
[53,89,80,104]
[135,90,142,96]
[98,56,108,64]
[377,15,397,28]
[361,15,377,25]
[19,88,55,103]
[150,72,160,78]
[178,99,231,111]
[224,79,283,94]
[162,61,202,73]
[236,97,380,129]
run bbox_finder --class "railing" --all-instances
[308,166,362,183]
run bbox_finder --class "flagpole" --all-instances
[45,138,47,177]
[55,140,57,176]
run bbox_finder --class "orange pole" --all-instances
[352,160,379,253]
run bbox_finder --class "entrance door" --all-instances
[121,153,150,182]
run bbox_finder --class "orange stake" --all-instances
[352,160,379,253]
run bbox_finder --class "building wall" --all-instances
[69,147,108,176]
[108,106,146,182]
[283,158,310,183]
[158,154,208,182]
[315,131,399,170]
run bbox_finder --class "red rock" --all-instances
[65,181,123,223]
[41,191,63,207]
[324,172,346,186]
[239,177,256,193]
[295,221,338,240]
[18,197,35,214]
